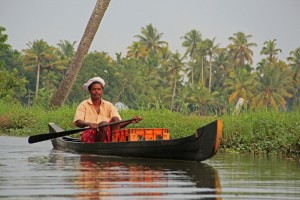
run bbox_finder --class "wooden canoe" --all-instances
[50,120,222,162]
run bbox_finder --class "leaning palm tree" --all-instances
[228,32,257,68]
[50,0,111,107]
[260,39,282,63]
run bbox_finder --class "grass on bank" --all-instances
[0,101,299,157]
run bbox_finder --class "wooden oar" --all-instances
[28,119,134,144]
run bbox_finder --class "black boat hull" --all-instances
[50,120,222,162]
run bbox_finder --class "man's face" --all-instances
[89,83,103,100]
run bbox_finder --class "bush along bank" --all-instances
[0,101,299,158]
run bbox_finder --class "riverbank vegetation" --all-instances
[1,23,300,159]
[0,101,299,158]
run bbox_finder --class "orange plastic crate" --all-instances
[128,128,169,141]
[145,131,154,141]
[153,128,169,140]
[112,130,127,142]
[127,129,145,141]
[112,128,170,142]
[112,130,120,142]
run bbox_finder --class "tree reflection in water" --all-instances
[73,154,221,199]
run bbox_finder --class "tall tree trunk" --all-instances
[50,0,111,107]
[201,57,204,85]
[170,76,177,111]
[190,58,194,88]
[35,60,41,100]
[208,55,212,94]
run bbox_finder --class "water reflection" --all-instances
[2,136,299,199]
[52,153,222,199]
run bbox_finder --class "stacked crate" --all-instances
[112,128,170,142]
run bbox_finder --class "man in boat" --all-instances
[73,77,142,143]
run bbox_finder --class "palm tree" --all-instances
[224,68,259,108]
[113,58,149,108]
[50,0,111,107]
[181,29,202,59]
[287,47,300,82]
[194,41,208,86]
[57,40,76,69]
[228,32,257,68]
[181,29,202,87]
[287,47,300,108]
[188,84,219,116]
[203,38,220,94]
[168,52,184,111]
[256,58,268,74]
[22,39,56,100]
[126,41,147,60]
[158,46,172,79]
[260,39,282,63]
[173,86,191,113]
[213,48,232,89]
[135,23,168,56]
[253,61,294,110]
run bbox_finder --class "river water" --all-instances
[0,136,299,200]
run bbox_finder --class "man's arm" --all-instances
[120,116,143,128]
[74,120,99,129]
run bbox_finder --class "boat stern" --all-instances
[213,120,223,155]
[194,120,223,161]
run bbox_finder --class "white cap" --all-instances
[83,77,105,90]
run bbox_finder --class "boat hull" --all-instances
[50,120,222,162]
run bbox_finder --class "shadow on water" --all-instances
[45,152,222,199]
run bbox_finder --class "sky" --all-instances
[1,0,300,65]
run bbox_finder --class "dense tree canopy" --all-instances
[0,27,27,103]
[1,25,300,113]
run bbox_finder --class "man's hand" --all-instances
[89,123,99,129]
[132,116,143,123]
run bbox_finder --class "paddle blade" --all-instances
[28,127,88,144]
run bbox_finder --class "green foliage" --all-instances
[0,101,37,134]
[0,101,76,135]
[22,39,65,103]
[221,109,300,156]
[0,26,27,102]
[0,27,23,73]
[0,101,299,157]
[120,108,217,138]
[0,64,28,102]
[253,61,294,110]
[2,25,300,115]
[68,51,115,103]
